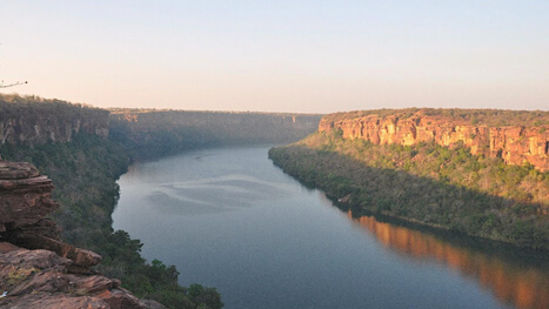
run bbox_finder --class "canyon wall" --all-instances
[0,95,109,146]
[319,110,549,171]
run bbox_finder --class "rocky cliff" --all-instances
[319,109,549,171]
[0,160,164,309]
[0,94,109,145]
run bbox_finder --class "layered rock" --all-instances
[0,243,167,309]
[319,110,549,171]
[0,94,109,146]
[0,160,163,309]
[0,161,58,233]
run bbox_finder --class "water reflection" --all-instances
[348,211,549,309]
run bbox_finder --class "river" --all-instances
[112,146,549,309]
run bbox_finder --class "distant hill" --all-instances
[109,108,321,159]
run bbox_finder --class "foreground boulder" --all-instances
[0,160,165,309]
[0,243,164,308]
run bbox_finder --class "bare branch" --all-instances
[0,80,28,88]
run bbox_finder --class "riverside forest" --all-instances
[1,94,548,309]
[269,109,549,250]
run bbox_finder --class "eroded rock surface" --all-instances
[319,110,549,171]
[0,161,57,232]
[0,244,164,309]
[0,94,109,146]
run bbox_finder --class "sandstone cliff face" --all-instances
[0,160,163,309]
[319,111,549,172]
[0,95,109,146]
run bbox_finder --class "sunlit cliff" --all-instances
[319,109,549,171]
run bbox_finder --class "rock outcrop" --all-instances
[319,110,549,171]
[0,160,164,309]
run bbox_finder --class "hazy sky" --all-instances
[1,1,548,113]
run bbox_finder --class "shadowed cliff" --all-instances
[0,96,224,308]
[0,94,109,145]
[0,94,323,308]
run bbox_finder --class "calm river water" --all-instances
[112,146,549,309]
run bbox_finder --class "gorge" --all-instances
[113,146,549,309]
[0,94,319,308]
[1,94,549,308]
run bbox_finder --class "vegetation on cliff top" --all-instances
[1,94,108,120]
[323,108,549,127]
[269,132,549,250]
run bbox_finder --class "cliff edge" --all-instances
[0,160,164,309]
[0,94,109,146]
[319,109,549,171]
